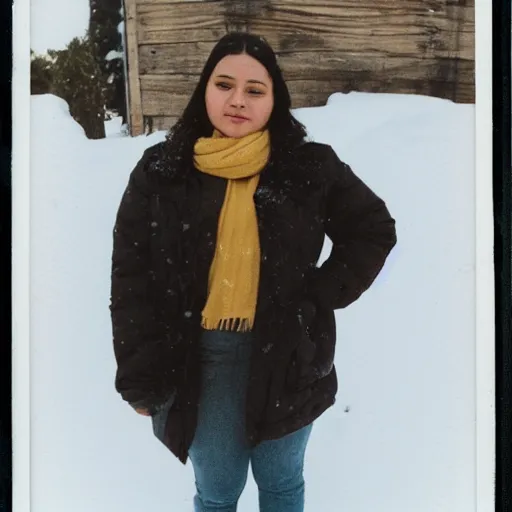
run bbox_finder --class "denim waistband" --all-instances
[199,328,253,363]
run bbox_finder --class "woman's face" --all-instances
[205,53,274,138]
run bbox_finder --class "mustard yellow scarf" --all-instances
[194,129,270,331]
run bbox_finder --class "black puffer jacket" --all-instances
[110,141,397,464]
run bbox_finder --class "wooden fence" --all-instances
[123,0,475,135]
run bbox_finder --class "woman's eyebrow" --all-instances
[247,80,268,87]
[215,74,268,87]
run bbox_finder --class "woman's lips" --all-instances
[226,114,249,124]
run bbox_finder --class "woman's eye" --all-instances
[215,83,264,96]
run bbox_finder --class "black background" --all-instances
[493,1,512,511]
[0,0,12,510]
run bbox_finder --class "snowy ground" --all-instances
[30,92,475,512]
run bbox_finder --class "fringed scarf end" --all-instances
[201,316,254,332]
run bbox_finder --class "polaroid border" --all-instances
[11,1,496,511]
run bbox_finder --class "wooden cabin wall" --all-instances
[124,0,475,135]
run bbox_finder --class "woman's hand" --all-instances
[134,406,151,416]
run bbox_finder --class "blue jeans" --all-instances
[188,329,313,512]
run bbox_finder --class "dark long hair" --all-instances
[160,32,308,172]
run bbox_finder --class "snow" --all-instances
[104,115,125,138]
[30,91,476,512]
[105,50,124,61]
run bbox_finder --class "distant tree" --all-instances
[30,50,54,95]
[89,0,127,123]
[48,35,107,139]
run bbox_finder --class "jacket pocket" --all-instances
[286,297,337,391]
[285,300,318,391]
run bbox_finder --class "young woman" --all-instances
[110,32,397,512]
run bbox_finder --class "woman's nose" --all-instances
[230,88,246,107]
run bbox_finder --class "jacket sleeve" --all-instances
[305,145,397,311]
[109,147,177,413]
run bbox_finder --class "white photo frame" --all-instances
[12,1,495,510]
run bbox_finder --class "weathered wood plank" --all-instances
[134,0,473,27]
[137,0,220,4]
[135,0,473,10]
[137,1,224,19]
[137,7,473,34]
[139,42,216,74]
[137,1,226,44]
[254,7,474,33]
[252,24,472,61]
[138,25,473,59]
[142,91,192,116]
[263,1,473,22]
[138,28,225,44]
[141,74,199,94]
[277,52,474,82]
[135,0,472,20]
[138,28,225,45]
[139,43,474,82]
[137,1,226,45]
[124,0,144,135]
